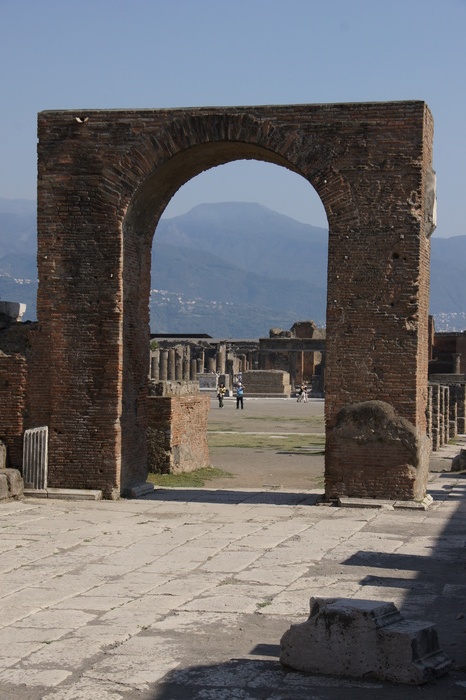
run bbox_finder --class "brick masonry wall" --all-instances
[35,101,433,499]
[0,354,27,468]
[147,395,210,474]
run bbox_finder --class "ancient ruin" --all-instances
[149,320,325,397]
[0,101,436,500]
[280,597,452,684]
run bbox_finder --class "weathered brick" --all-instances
[27,102,433,499]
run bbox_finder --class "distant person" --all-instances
[301,381,308,403]
[236,382,244,410]
[297,382,308,403]
[217,382,226,408]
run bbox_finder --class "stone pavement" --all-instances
[1,439,466,699]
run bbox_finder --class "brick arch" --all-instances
[34,102,434,500]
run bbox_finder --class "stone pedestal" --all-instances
[280,597,452,685]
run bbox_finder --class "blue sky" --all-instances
[1,0,465,236]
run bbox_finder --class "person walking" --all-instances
[297,382,308,403]
[302,381,308,403]
[217,382,226,408]
[236,382,244,410]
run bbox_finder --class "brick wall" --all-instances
[147,394,210,474]
[0,354,27,468]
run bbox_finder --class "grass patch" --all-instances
[147,466,233,488]
[209,415,325,429]
[244,415,323,424]
[208,433,325,452]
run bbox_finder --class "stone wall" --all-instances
[430,331,466,375]
[0,353,27,469]
[240,370,291,397]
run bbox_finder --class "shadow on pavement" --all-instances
[144,475,466,699]
[143,488,322,506]
[148,656,466,700]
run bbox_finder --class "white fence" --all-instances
[22,426,48,490]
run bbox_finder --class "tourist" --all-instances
[236,382,244,410]
[302,381,308,403]
[217,382,226,408]
[297,382,308,403]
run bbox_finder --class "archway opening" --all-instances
[146,159,328,491]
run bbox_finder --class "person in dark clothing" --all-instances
[217,383,226,408]
[236,382,244,409]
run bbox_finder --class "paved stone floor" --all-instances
[1,403,466,699]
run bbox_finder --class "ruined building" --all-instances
[0,100,438,502]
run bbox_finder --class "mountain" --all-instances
[0,197,465,335]
[155,202,328,287]
[0,198,37,256]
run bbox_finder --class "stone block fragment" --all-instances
[452,448,466,472]
[5,468,23,498]
[0,440,6,469]
[0,301,26,323]
[0,472,8,500]
[280,597,452,684]
[0,468,23,500]
[325,400,430,501]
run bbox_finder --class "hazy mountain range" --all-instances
[0,198,465,336]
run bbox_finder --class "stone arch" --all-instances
[34,102,434,500]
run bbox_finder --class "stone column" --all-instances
[449,395,458,439]
[430,383,440,451]
[438,385,445,449]
[175,348,183,381]
[150,350,160,381]
[191,359,198,380]
[443,386,450,444]
[183,346,191,380]
[167,348,175,380]
[159,349,168,381]
[426,384,433,439]
[289,352,297,390]
[216,344,226,374]
[453,353,461,374]
[206,356,216,374]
